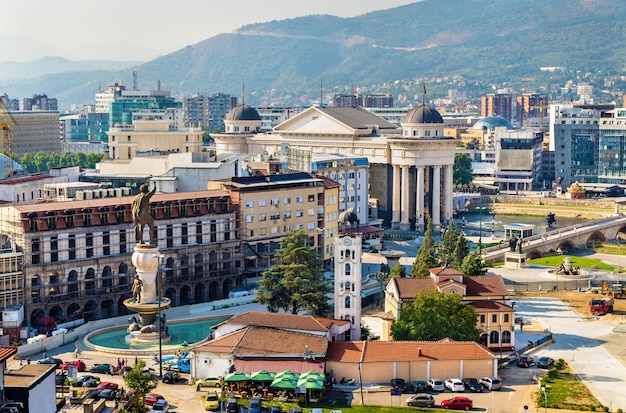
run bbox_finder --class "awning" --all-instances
[234,359,324,374]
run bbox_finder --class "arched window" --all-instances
[490,330,499,345]
[502,330,511,344]
[345,281,351,291]
[345,296,351,309]
[345,263,351,275]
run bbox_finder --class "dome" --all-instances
[472,116,513,130]
[225,104,261,121]
[403,104,444,124]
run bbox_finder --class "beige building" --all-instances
[383,267,514,353]
[107,109,203,161]
[208,172,338,277]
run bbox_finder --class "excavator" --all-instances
[601,281,625,299]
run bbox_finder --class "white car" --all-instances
[445,378,465,392]
[427,378,445,392]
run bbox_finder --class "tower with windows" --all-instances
[334,235,362,340]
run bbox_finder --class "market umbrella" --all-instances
[299,371,324,382]
[250,370,275,383]
[224,371,251,382]
[270,377,297,390]
[275,370,300,381]
[296,377,324,390]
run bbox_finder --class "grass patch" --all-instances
[227,397,431,413]
[537,360,603,411]
[527,255,615,271]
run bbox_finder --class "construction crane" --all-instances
[526,101,549,129]
[0,100,17,178]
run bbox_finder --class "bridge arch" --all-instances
[556,241,575,254]
[526,250,542,260]
[586,231,606,248]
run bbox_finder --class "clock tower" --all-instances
[334,234,362,340]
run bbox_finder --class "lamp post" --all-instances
[491,211,496,238]
[476,207,487,253]
[541,386,548,412]
[376,272,386,309]
[153,254,165,379]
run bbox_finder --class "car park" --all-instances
[97,381,119,391]
[462,378,482,393]
[391,378,409,393]
[38,357,63,368]
[205,391,219,411]
[536,356,555,369]
[89,363,112,374]
[405,393,435,407]
[427,378,445,392]
[162,371,181,384]
[73,375,101,387]
[517,355,534,368]
[445,378,464,392]
[479,377,501,391]
[440,396,473,410]
[145,394,165,406]
[412,380,428,393]
[196,376,223,389]
[97,389,118,400]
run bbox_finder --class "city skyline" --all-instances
[3,0,418,62]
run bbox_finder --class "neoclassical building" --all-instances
[212,103,458,231]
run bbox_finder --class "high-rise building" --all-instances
[6,111,61,157]
[183,93,237,130]
[333,93,394,108]
[517,93,549,127]
[23,94,58,111]
[481,93,513,121]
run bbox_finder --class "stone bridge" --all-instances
[482,215,626,263]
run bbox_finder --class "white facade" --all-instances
[334,235,362,341]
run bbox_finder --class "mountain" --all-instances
[0,56,143,81]
[3,0,626,110]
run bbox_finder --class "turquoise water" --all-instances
[88,317,228,351]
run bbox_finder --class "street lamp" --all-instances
[375,272,387,309]
[541,386,548,412]
[491,211,496,238]
[476,207,487,253]
[153,254,165,379]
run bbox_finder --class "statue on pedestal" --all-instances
[132,183,157,245]
[131,275,143,303]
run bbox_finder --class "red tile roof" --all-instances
[393,278,437,299]
[430,266,464,277]
[216,311,348,332]
[327,340,495,363]
[469,300,514,312]
[0,346,17,362]
[392,275,507,300]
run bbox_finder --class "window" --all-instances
[345,296,351,309]
[283,211,291,219]
[69,235,76,260]
[345,263,351,275]
[50,236,58,262]
[245,200,254,208]
[307,208,315,216]
[504,314,509,323]
[480,315,485,324]
[181,223,188,245]
[86,233,93,258]
[308,195,315,202]
[258,213,267,221]
[270,198,280,206]
[271,226,280,234]
[259,199,267,207]
[296,209,303,217]
[284,197,291,204]
[492,314,497,323]
[103,231,110,256]
[307,222,315,229]
[246,215,254,223]
[120,231,127,254]
[296,196,303,203]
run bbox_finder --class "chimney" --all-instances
[418,347,422,357]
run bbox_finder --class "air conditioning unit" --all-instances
[274,220,279,224]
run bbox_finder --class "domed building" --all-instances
[213,104,263,155]
[472,116,513,131]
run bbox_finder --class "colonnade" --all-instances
[391,164,454,232]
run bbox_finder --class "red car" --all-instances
[144,394,165,406]
[60,360,86,372]
[97,382,119,392]
[441,396,473,411]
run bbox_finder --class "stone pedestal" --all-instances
[504,252,527,269]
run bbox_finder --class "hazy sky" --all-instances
[4,0,418,61]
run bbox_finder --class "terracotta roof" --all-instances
[430,266,464,277]
[192,326,328,356]
[393,278,437,300]
[215,311,348,332]
[0,173,50,186]
[464,276,508,297]
[327,340,495,363]
[0,346,17,362]
[469,300,514,312]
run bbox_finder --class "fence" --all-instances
[504,278,606,293]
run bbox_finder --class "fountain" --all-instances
[123,184,171,345]
[555,256,588,277]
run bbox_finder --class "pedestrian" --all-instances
[114,399,119,411]
[42,352,46,359]
[117,357,121,369]
[134,356,138,366]
[26,358,30,364]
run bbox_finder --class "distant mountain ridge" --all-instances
[2,0,626,110]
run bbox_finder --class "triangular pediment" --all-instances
[275,107,357,135]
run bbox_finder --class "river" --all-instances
[456,212,587,237]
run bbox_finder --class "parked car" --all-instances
[55,374,68,386]
[427,378,445,392]
[405,393,435,408]
[149,399,169,413]
[89,363,112,374]
[536,356,555,369]
[38,357,63,368]
[391,378,409,393]
[479,377,501,391]
[517,355,535,368]
[82,378,100,388]
[97,389,118,400]
[73,375,101,387]
[445,378,465,392]
[225,398,238,413]
[145,394,165,406]
[412,380,428,393]
[204,391,219,411]
[97,381,119,392]
[270,407,282,413]
[162,371,181,384]
[462,378,482,393]
[440,396,473,410]
[196,376,223,389]
[60,360,86,372]
[248,397,262,413]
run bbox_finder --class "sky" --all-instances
[4,0,418,61]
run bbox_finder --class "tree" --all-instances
[390,290,480,342]
[412,218,437,278]
[451,233,470,268]
[122,359,158,413]
[439,221,459,265]
[460,251,487,276]
[389,262,406,278]
[257,229,331,316]
[453,153,474,185]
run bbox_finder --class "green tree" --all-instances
[122,359,158,413]
[412,218,437,278]
[439,221,459,266]
[453,153,474,185]
[257,229,331,315]
[389,262,406,278]
[460,251,487,276]
[390,290,480,342]
[451,233,471,268]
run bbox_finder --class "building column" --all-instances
[432,165,441,228]
[444,165,454,225]
[391,165,401,229]
[416,166,425,233]
[400,166,411,231]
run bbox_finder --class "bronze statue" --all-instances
[131,275,143,303]
[132,183,157,245]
